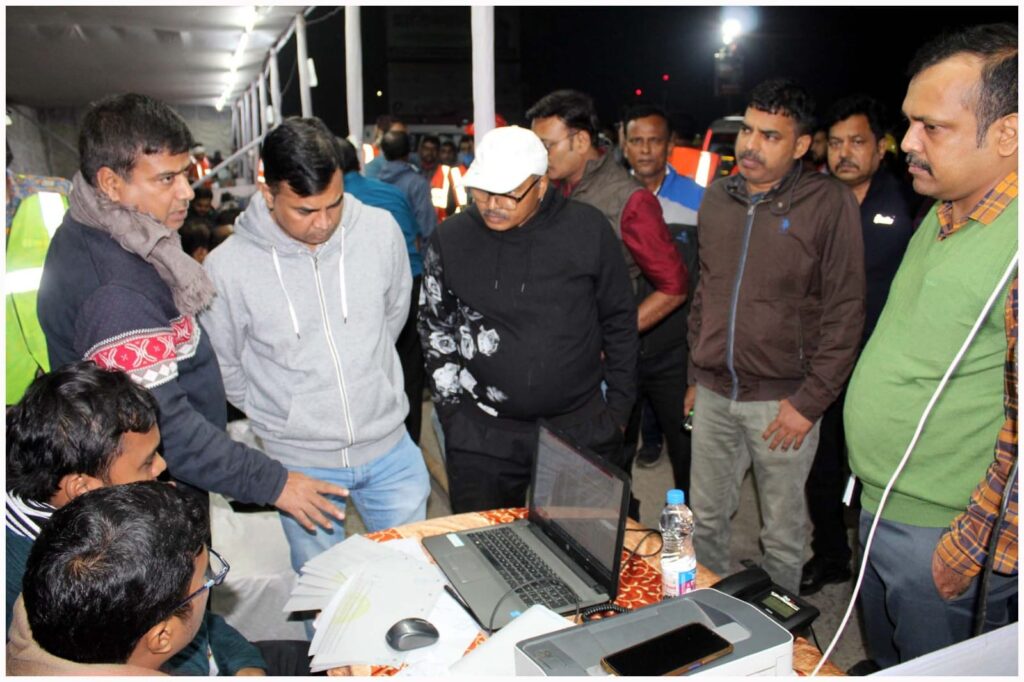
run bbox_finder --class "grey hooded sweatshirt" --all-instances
[201,192,412,469]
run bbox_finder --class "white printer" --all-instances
[513,588,794,676]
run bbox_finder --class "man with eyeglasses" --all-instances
[528,90,688,518]
[5,364,312,675]
[9,483,228,674]
[417,126,639,513]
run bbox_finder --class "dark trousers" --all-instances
[441,392,624,513]
[639,397,663,454]
[396,275,425,445]
[622,345,691,498]
[858,511,1017,668]
[805,386,853,564]
[253,640,319,676]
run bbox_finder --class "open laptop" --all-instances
[423,421,631,631]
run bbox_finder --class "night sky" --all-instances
[285,5,1016,141]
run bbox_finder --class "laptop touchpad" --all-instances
[450,555,490,583]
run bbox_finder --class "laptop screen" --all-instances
[530,425,628,590]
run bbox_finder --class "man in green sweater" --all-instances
[845,23,1018,669]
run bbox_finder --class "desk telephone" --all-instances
[711,566,819,633]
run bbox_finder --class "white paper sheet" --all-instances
[395,585,483,676]
[284,534,416,613]
[449,605,573,677]
[307,557,444,670]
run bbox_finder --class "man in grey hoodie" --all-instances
[378,129,438,242]
[201,118,430,580]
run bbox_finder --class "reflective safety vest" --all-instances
[429,164,452,221]
[6,191,69,403]
[449,164,469,212]
[189,157,213,187]
[668,147,721,188]
[362,143,376,166]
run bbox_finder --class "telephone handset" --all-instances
[711,567,819,633]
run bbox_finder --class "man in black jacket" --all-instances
[37,93,346,532]
[800,94,919,595]
[418,126,639,513]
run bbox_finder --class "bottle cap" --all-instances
[666,489,685,505]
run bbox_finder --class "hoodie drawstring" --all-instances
[272,247,302,338]
[493,240,503,290]
[520,239,533,294]
[338,226,349,323]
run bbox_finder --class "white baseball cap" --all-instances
[462,126,548,194]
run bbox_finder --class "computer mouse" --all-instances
[385,617,440,651]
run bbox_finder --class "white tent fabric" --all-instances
[6,6,302,108]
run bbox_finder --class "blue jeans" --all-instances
[278,433,430,575]
[858,510,1017,668]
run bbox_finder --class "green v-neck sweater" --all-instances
[846,198,1017,527]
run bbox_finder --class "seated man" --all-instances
[5,363,309,675]
[8,482,214,675]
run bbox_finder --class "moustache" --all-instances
[738,150,764,165]
[906,153,933,175]
[836,159,859,171]
[482,210,509,222]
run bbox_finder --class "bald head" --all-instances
[381,130,411,161]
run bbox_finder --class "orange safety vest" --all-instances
[189,157,213,187]
[429,164,452,221]
[668,147,722,188]
[448,164,469,212]
[362,143,376,166]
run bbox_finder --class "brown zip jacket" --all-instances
[687,162,865,422]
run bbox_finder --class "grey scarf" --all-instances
[68,172,215,316]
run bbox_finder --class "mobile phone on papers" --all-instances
[599,622,733,676]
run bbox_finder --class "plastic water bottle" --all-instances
[660,488,696,598]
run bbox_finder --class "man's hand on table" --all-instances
[274,471,348,531]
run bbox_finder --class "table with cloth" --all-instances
[329,508,844,676]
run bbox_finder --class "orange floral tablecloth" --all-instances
[329,509,842,676]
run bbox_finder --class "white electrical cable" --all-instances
[811,254,1018,676]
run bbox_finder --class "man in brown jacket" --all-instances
[684,79,865,593]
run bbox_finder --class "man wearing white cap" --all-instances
[417,126,639,513]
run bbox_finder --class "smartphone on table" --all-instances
[599,622,733,676]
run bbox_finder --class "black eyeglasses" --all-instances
[174,547,230,612]
[470,175,542,210]
[541,129,577,152]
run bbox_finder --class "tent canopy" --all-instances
[6,6,303,109]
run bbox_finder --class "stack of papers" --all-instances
[284,535,407,613]
[285,535,446,671]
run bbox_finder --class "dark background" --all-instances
[279,6,1016,141]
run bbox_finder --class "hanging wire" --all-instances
[305,6,344,27]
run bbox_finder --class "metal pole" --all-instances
[240,98,251,179]
[248,85,260,183]
[230,104,238,153]
[258,72,269,135]
[229,104,239,178]
[345,5,364,148]
[295,13,313,117]
[269,49,283,124]
[471,7,496,141]
[249,85,260,145]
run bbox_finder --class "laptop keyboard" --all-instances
[469,526,580,610]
